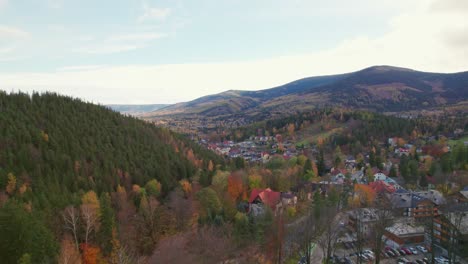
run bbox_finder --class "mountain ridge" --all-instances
[146,65,468,117]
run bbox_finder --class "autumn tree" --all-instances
[179,179,192,198]
[81,191,100,245]
[248,174,263,190]
[80,243,104,264]
[6,172,16,195]
[58,235,81,264]
[136,195,175,254]
[227,172,246,202]
[145,179,162,198]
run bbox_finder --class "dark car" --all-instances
[386,250,395,257]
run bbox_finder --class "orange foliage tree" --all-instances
[227,173,247,202]
[179,179,192,198]
[80,244,103,264]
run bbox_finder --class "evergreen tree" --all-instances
[317,150,325,176]
[0,201,58,263]
[98,193,115,255]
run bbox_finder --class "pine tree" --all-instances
[98,192,115,255]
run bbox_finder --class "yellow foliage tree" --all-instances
[179,179,192,197]
[6,173,16,195]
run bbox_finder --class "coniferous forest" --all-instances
[0,92,223,263]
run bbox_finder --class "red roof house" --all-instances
[249,188,281,210]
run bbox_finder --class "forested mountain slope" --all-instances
[0,92,222,263]
[146,66,468,131]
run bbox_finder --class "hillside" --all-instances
[145,66,468,131]
[0,92,222,263]
[107,104,169,115]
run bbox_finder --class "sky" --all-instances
[1,0,467,104]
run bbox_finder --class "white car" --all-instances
[362,249,374,257]
[416,245,428,253]
[409,247,418,254]
[434,257,449,264]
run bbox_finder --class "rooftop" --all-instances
[386,218,424,236]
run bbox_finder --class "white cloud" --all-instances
[73,44,141,54]
[0,0,7,10]
[138,4,171,22]
[47,0,63,9]
[109,32,166,42]
[73,31,165,54]
[0,25,30,39]
[1,0,468,104]
[0,46,14,54]
[58,65,108,72]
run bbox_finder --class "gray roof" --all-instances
[389,192,432,208]
[415,190,446,205]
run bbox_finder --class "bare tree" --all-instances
[112,245,137,264]
[63,206,80,249]
[167,189,193,231]
[81,203,99,245]
[445,210,465,264]
[352,208,367,264]
[370,196,395,264]
[188,226,234,263]
[317,207,341,264]
[292,210,321,264]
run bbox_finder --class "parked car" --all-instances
[434,257,449,264]
[358,253,368,261]
[391,248,401,256]
[397,257,410,264]
[401,247,412,255]
[416,245,428,253]
[362,249,374,258]
[415,259,425,264]
[421,257,429,264]
[398,249,407,255]
[385,250,395,257]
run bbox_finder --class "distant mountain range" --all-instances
[107,104,169,115]
[142,66,468,128]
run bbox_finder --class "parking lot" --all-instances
[333,240,446,264]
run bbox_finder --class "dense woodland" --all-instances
[0,92,467,264]
[0,92,222,263]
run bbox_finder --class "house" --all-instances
[388,137,398,147]
[452,187,468,204]
[395,148,410,156]
[426,204,468,259]
[384,218,425,247]
[248,188,281,215]
[369,180,396,194]
[416,190,446,206]
[347,208,380,236]
[280,192,297,207]
[374,172,387,181]
[388,190,439,220]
